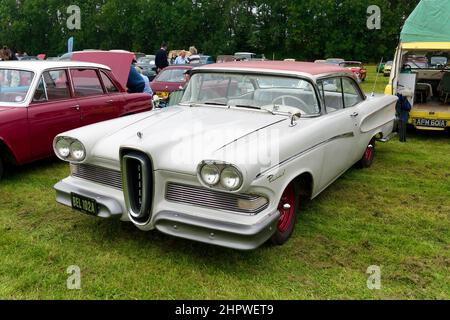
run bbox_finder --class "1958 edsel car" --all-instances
[53,61,397,250]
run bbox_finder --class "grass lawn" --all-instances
[0,67,449,299]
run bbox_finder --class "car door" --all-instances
[70,68,121,126]
[316,76,363,188]
[28,69,81,159]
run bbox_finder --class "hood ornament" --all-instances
[137,131,143,139]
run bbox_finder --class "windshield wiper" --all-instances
[233,104,261,110]
[203,101,228,106]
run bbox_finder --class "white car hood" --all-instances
[83,106,287,172]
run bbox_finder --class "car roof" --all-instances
[196,61,351,77]
[163,65,196,70]
[0,60,110,73]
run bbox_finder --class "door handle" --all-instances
[106,99,114,104]
[72,105,80,111]
[350,112,359,117]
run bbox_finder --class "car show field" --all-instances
[0,67,448,299]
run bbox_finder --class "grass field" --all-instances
[0,67,449,299]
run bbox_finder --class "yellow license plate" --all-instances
[156,91,169,98]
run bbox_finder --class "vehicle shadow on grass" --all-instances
[1,157,65,183]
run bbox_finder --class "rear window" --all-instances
[156,68,187,83]
[0,69,34,103]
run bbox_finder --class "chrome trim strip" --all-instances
[70,163,122,190]
[257,132,354,177]
[165,183,269,215]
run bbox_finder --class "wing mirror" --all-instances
[290,111,301,127]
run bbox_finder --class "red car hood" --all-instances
[71,51,134,89]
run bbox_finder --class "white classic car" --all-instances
[54,61,397,250]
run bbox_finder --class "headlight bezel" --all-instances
[197,161,244,192]
[53,136,87,162]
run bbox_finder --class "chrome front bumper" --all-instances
[54,178,279,250]
[54,180,125,219]
[154,210,279,250]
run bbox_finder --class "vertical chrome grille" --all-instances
[121,150,153,224]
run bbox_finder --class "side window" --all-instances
[318,77,343,113]
[342,77,363,107]
[32,76,47,102]
[100,71,119,93]
[42,70,71,101]
[71,69,104,97]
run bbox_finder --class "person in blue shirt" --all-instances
[136,67,153,96]
[127,64,145,93]
[174,50,187,65]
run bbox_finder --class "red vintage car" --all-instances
[339,61,367,82]
[150,65,195,101]
[0,59,152,179]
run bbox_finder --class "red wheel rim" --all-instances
[277,183,296,233]
[364,141,374,162]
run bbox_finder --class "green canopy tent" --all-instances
[401,0,450,43]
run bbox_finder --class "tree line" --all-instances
[0,0,420,62]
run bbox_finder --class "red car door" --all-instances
[70,68,121,126]
[28,69,81,159]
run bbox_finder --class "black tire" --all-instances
[358,138,376,168]
[0,156,3,180]
[271,182,300,245]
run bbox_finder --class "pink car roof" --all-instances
[71,51,134,88]
[199,61,351,76]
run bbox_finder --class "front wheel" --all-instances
[358,138,376,168]
[0,156,3,180]
[271,182,300,245]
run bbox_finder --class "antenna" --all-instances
[371,57,384,97]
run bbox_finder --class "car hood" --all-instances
[70,106,288,173]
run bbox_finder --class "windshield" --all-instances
[156,68,187,83]
[181,73,320,115]
[0,69,34,103]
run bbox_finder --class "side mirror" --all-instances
[290,111,302,127]
[152,95,161,108]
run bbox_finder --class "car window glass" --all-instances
[318,78,343,113]
[342,77,363,107]
[32,76,47,102]
[156,69,186,83]
[71,69,104,97]
[100,71,119,93]
[42,70,71,101]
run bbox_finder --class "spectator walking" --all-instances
[174,50,187,65]
[396,94,411,142]
[187,46,200,64]
[155,42,169,73]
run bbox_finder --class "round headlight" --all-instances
[220,166,242,190]
[55,138,70,158]
[70,141,86,161]
[200,164,220,186]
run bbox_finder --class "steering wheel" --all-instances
[272,95,309,113]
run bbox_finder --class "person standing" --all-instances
[174,50,187,65]
[187,46,200,64]
[155,42,169,73]
[396,94,411,142]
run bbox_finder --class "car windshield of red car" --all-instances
[156,69,187,83]
[0,69,34,104]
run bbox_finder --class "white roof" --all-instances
[0,60,110,73]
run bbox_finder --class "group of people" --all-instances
[154,43,201,72]
[0,46,29,61]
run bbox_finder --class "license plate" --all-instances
[71,193,98,216]
[414,118,447,128]
[155,91,169,99]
